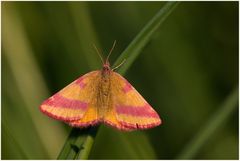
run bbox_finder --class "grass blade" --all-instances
[57,127,99,159]
[57,2,179,159]
[113,1,179,75]
[177,87,238,159]
[2,3,66,158]
[69,2,102,70]
[2,121,28,159]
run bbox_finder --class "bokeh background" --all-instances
[2,1,238,159]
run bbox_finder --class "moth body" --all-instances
[40,44,162,131]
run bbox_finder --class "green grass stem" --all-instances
[57,127,98,159]
[177,87,238,159]
[113,1,179,75]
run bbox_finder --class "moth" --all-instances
[40,41,162,131]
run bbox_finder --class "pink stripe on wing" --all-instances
[116,104,159,118]
[75,77,86,88]
[43,94,88,110]
[123,81,133,93]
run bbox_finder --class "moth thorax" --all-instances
[100,76,111,100]
[97,75,111,118]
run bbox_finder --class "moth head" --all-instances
[93,40,125,72]
[103,61,111,71]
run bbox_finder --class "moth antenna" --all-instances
[106,40,116,63]
[112,59,126,71]
[93,44,104,65]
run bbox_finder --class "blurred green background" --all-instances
[2,1,238,159]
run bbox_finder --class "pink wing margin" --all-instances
[40,71,99,122]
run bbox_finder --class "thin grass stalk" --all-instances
[177,87,238,159]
